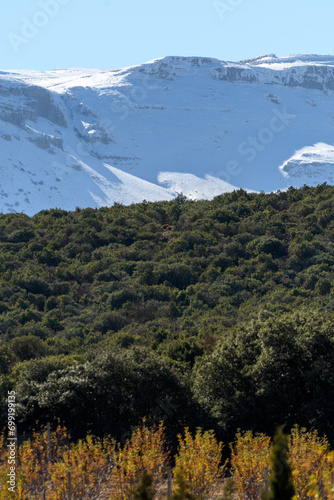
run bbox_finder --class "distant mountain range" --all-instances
[1,54,334,214]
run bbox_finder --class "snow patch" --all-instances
[158,172,256,200]
[279,143,334,184]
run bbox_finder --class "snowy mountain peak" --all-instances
[0,55,333,214]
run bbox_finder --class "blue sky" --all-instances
[2,0,334,70]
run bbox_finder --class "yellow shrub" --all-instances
[288,426,334,500]
[230,430,271,500]
[110,420,169,500]
[173,427,225,497]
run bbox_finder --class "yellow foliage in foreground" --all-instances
[0,423,333,499]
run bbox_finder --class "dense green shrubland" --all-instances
[0,184,333,443]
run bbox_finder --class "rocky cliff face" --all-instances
[1,83,67,128]
[210,63,334,90]
[0,54,333,214]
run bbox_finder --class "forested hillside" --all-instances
[0,184,333,445]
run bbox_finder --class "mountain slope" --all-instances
[1,54,334,214]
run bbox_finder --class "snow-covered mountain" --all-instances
[1,54,334,214]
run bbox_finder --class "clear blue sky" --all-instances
[1,0,334,70]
